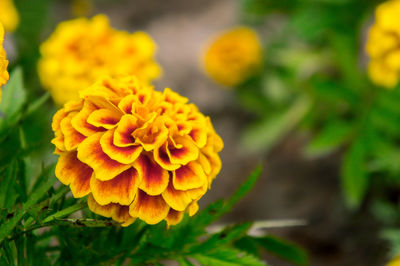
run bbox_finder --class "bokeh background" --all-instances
[50,0,385,265]
[3,0,391,265]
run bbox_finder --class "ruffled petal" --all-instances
[129,190,170,224]
[52,109,68,132]
[165,209,184,227]
[71,101,104,136]
[162,182,192,211]
[118,94,135,114]
[60,112,86,151]
[189,123,207,148]
[114,114,139,147]
[167,136,199,165]
[77,132,130,181]
[90,167,139,205]
[135,154,169,196]
[133,117,168,151]
[87,108,121,129]
[154,142,180,171]
[55,151,92,197]
[173,161,206,190]
[87,194,136,226]
[113,205,136,226]
[100,129,142,164]
[187,201,199,216]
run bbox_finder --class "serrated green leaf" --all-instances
[254,235,309,266]
[0,164,55,244]
[193,247,265,266]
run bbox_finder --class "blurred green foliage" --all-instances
[236,0,400,260]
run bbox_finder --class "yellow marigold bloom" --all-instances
[38,15,161,105]
[51,75,223,226]
[0,23,9,101]
[366,0,400,88]
[0,0,19,32]
[204,26,262,87]
[388,255,400,266]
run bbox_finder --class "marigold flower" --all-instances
[366,0,400,88]
[388,255,400,266]
[38,15,161,105]
[0,0,19,32]
[0,23,9,101]
[204,26,262,87]
[52,75,223,226]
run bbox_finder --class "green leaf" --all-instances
[0,68,27,132]
[341,138,369,209]
[41,202,86,224]
[242,96,311,152]
[0,160,20,209]
[0,164,55,244]
[190,222,253,253]
[254,235,309,266]
[193,247,265,266]
[305,120,353,156]
[25,92,50,117]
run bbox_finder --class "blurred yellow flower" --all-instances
[38,15,161,105]
[204,26,262,87]
[366,0,400,88]
[51,75,223,226]
[0,23,9,101]
[0,0,19,32]
[388,255,400,266]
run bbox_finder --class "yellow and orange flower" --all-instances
[0,23,9,101]
[52,75,223,226]
[0,0,19,32]
[366,0,400,88]
[203,26,262,87]
[388,254,400,266]
[38,15,161,105]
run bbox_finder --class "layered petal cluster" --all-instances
[366,0,400,88]
[52,76,223,226]
[38,15,161,105]
[0,23,9,101]
[0,0,19,32]
[204,27,262,87]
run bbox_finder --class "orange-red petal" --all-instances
[87,194,136,226]
[133,117,168,151]
[167,136,199,165]
[100,129,143,164]
[162,182,192,211]
[87,108,121,129]
[173,161,206,190]
[154,142,180,171]
[129,190,170,224]
[71,101,103,136]
[165,209,184,227]
[60,112,86,151]
[90,167,139,205]
[114,114,139,147]
[77,132,130,181]
[135,154,169,196]
[55,151,92,198]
